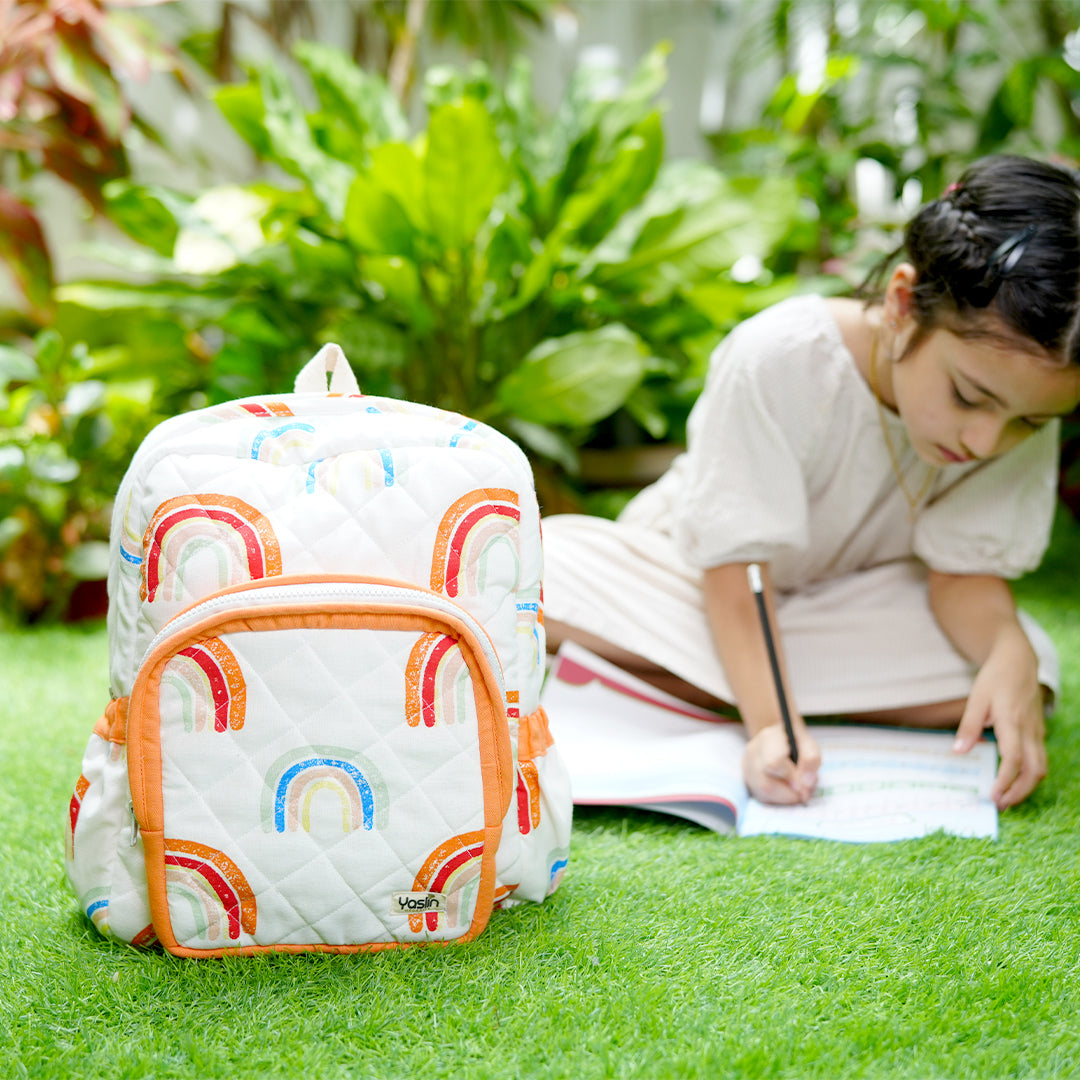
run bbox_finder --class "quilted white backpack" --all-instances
[65,345,571,957]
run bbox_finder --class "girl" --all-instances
[542,155,1080,810]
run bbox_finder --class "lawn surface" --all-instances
[4,513,1080,1079]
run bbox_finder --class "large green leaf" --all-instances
[214,81,273,157]
[294,41,408,147]
[55,283,231,321]
[546,41,669,198]
[476,211,533,318]
[103,182,191,256]
[370,143,428,233]
[423,99,508,250]
[495,324,649,426]
[593,42,671,150]
[559,113,664,246]
[502,417,580,474]
[0,347,39,389]
[344,176,416,258]
[359,256,432,333]
[258,66,354,220]
[975,57,1075,155]
[582,165,801,297]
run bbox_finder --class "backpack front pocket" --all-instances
[126,576,513,957]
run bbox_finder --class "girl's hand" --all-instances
[743,724,821,805]
[952,629,1046,809]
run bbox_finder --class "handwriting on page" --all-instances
[738,729,998,841]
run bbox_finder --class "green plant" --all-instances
[0,330,167,620]
[710,0,1080,278]
[0,0,179,325]
[63,42,808,479]
[184,0,551,100]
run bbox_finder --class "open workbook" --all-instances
[541,642,999,842]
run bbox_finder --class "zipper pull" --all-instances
[128,800,140,847]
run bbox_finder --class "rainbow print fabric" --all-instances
[143,593,506,948]
[66,378,573,954]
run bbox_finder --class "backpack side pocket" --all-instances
[500,706,572,905]
[65,698,157,947]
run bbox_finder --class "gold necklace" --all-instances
[868,324,937,519]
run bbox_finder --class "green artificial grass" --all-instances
[5,515,1080,1079]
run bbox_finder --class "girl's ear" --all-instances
[884,263,917,325]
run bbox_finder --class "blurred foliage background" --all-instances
[4,0,1080,621]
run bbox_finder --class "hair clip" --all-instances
[986,224,1038,277]
[971,224,1038,306]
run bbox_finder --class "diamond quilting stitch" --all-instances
[157,615,491,947]
[76,379,564,953]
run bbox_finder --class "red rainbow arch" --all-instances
[141,494,282,602]
[515,760,541,835]
[430,488,520,598]
[164,637,247,733]
[164,838,256,942]
[409,831,485,933]
[66,773,90,859]
[405,632,470,728]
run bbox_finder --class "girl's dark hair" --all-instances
[866,155,1080,364]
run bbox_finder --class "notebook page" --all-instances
[542,643,748,827]
[738,726,999,841]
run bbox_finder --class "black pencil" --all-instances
[747,563,799,764]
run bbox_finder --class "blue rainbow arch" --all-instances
[275,757,373,831]
[262,746,389,834]
[304,448,395,494]
[250,422,316,461]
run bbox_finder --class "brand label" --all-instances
[392,891,446,915]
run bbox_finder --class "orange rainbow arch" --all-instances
[409,831,485,933]
[515,760,541,835]
[162,637,246,733]
[238,401,294,418]
[430,488,520,598]
[203,401,295,423]
[164,838,256,942]
[405,632,471,728]
[141,494,282,602]
[130,924,160,949]
[66,773,90,859]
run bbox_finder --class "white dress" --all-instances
[542,295,1061,714]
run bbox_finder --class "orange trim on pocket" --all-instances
[127,581,514,956]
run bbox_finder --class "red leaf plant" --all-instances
[0,0,177,320]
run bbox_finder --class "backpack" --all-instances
[65,345,571,957]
